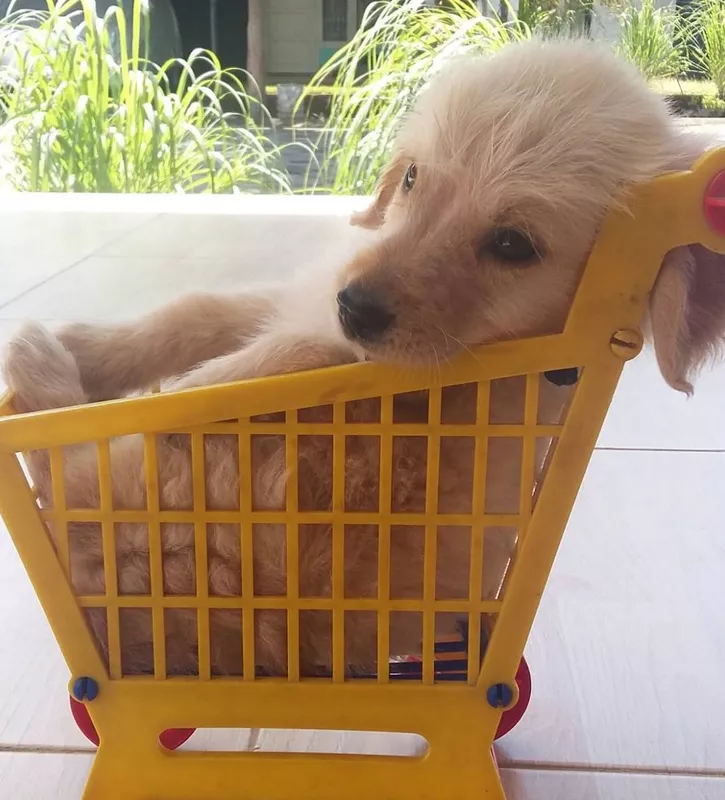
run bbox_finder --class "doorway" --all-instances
[172,0,248,72]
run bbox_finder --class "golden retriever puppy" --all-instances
[5,39,725,678]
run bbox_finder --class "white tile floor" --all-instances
[0,197,724,799]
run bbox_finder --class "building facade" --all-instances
[172,0,675,87]
[263,0,376,82]
[258,0,636,84]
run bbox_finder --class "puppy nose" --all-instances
[337,284,394,342]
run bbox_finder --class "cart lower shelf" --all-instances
[69,655,531,749]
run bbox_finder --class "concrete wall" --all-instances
[266,0,319,79]
[590,0,678,45]
[591,1,622,42]
[266,0,363,81]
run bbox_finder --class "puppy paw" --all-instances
[4,322,87,412]
[57,322,138,402]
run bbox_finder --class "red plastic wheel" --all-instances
[70,696,195,750]
[494,656,532,740]
[704,169,725,235]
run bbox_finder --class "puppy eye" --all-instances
[484,228,539,264]
[402,163,417,193]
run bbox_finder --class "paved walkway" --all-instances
[1,193,725,798]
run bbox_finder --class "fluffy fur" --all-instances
[5,39,725,677]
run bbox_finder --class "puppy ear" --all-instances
[648,244,725,393]
[350,156,406,229]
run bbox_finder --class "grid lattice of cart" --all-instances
[33,370,574,687]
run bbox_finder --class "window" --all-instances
[323,0,348,41]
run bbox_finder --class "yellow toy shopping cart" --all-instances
[1,148,725,800]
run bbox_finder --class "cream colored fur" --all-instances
[5,39,725,677]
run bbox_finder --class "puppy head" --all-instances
[339,39,725,392]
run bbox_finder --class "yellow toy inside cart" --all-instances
[1,149,725,800]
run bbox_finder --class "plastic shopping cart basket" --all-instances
[1,148,725,800]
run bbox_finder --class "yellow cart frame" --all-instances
[1,149,724,800]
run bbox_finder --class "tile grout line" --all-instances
[248,728,262,751]
[497,759,725,779]
[2,742,725,781]
[594,446,725,453]
[0,744,95,755]
[0,259,88,313]
[0,215,157,313]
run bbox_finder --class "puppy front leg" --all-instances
[168,331,359,391]
[57,289,282,401]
